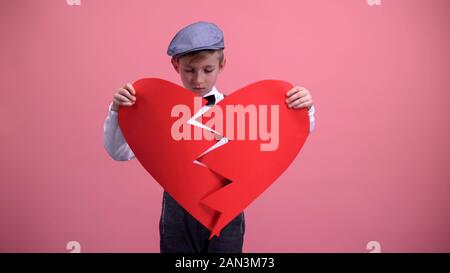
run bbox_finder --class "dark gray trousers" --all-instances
[160,191,245,253]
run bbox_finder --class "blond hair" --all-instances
[172,49,224,64]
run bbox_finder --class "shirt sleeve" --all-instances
[308,105,316,134]
[103,103,136,161]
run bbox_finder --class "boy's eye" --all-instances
[183,68,214,73]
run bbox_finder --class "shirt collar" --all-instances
[202,86,224,104]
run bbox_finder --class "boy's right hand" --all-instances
[111,83,136,112]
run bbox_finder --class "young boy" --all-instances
[103,21,315,253]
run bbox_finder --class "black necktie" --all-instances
[204,94,216,106]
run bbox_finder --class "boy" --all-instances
[103,21,315,253]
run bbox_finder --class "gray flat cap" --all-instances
[167,21,224,57]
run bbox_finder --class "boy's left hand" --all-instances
[286,86,313,110]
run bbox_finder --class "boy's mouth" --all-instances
[192,87,207,92]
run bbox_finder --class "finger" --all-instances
[286,86,305,97]
[119,88,136,100]
[121,101,134,106]
[286,88,298,97]
[288,97,308,108]
[288,99,301,108]
[286,92,303,103]
[291,93,311,104]
[119,88,136,101]
[126,83,136,95]
[296,90,309,98]
[115,94,133,103]
[292,102,310,109]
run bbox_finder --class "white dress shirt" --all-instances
[103,86,316,161]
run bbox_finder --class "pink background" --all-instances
[1,0,449,252]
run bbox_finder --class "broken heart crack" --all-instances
[186,102,235,239]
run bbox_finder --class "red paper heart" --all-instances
[118,78,309,238]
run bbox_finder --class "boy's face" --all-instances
[172,51,226,96]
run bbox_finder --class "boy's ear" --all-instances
[219,57,226,73]
[171,58,180,74]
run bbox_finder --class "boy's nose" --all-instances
[193,72,205,84]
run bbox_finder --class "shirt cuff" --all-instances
[109,103,118,116]
[308,105,315,115]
